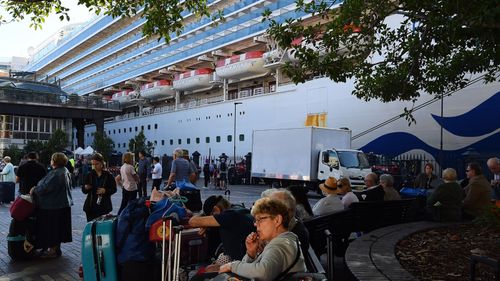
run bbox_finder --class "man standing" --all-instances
[151,156,162,190]
[16,152,47,195]
[165,148,196,189]
[486,157,500,202]
[137,151,150,197]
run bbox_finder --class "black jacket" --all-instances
[82,170,117,220]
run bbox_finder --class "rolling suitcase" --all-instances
[82,215,119,281]
[7,217,36,260]
[180,228,208,266]
[0,181,15,203]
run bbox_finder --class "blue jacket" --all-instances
[34,167,73,210]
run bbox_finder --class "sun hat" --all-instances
[319,177,339,195]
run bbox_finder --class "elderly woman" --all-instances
[82,153,117,222]
[337,178,359,208]
[116,152,139,215]
[30,152,73,258]
[380,174,401,201]
[219,197,306,281]
[426,168,463,222]
[312,177,344,216]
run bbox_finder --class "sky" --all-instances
[0,0,96,59]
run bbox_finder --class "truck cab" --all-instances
[318,149,371,189]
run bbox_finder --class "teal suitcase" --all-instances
[82,215,118,281]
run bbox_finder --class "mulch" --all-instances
[395,223,500,281]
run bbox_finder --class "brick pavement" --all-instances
[0,181,271,281]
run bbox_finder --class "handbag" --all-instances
[10,195,35,221]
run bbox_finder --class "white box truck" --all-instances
[250,127,371,191]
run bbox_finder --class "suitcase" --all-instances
[0,182,15,203]
[82,215,119,281]
[7,218,36,260]
[179,228,208,266]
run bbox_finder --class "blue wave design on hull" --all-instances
[431,91,500,137]
[360,132,500,168]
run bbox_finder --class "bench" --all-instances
[349,198,416,233]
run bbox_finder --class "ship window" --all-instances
[141,126,144,131]
[162,140,165,145]
[178,139,182,145]
[108,130,110,135]
[118,129,121,133]
[154,140,157,145]
[187,138,191,144]
[170,139,173,145]
[239,134,244,141]
[129,127,132,132]
[113,130,116,134]
[87,133,90,137]
[124,128,126,133]
[196,138,200,144]
[227,135,232,142]
[154,124,158,129]
[148,125,151,130]
[118,143,120,148]
[216,136,221,143]
[123,143,126,148]
[206,137,210,143]
[135,127,138,132]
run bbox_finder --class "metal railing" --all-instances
[0,87,120,111]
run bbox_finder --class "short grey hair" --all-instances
[3,156,11,163]
[379,174,394,187]
[487,157,500,166]
[442,168,457,182]
[262,188,296,214]
[173,148,184,158]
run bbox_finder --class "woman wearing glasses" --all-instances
[218,197,306,280]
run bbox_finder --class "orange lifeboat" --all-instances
[215,51,269,80]
[111,90,136,106]
[140,80,174,100]
[172,68,213,92]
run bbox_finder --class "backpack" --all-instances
[220,161,227,172]
[145,197,187,230]
[116,197,155,264]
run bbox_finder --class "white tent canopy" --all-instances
[73,147,84,155]
[81,146,95,155]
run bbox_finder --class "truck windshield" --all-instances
[338,151,370,169]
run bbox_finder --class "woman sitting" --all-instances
[337,178,359,208]
[218,197,306,281]
[426,168,463,222]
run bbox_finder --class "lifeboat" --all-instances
[215,51,269,80]
[140,80,175,100]
[111,90,136,106]
[172,68,213,92]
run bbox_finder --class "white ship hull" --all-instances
[86,77,500,167]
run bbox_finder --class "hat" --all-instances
[203,195,221,216]
[319,177,339,194]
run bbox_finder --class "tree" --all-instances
[3,0,498,106]
[264,0,499,105]
[23,140,45,156]
[2,144,24,165]
[128,131,153,158]
[38,129,68,166]
[0,0,221,43]
[92,131,114,163]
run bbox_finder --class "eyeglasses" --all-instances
[254,216,273,224]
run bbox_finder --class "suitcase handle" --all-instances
[99,250,106,277]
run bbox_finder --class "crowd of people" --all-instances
[1,148,499,280]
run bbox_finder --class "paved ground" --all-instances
[0,180,310,281]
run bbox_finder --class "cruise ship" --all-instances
[23,0,499,171]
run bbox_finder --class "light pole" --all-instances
[233,102,242,165]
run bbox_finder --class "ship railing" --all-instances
[0,87,120,111]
